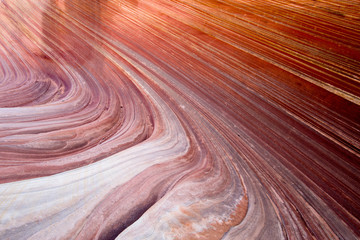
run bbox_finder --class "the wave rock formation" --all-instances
[0,0,359,239]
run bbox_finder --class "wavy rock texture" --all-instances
[0,0,359,239]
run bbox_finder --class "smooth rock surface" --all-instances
[0,0,359,239]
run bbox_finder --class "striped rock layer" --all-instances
[0,0,359,239]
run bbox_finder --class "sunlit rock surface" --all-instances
[0,0,359,239]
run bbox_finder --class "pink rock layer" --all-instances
[0,0,359,239]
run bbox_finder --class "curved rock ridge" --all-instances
[0,0,359,239]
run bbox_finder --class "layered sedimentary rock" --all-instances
[0,0,359,239]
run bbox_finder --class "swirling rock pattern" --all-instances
[0,0,359,239]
